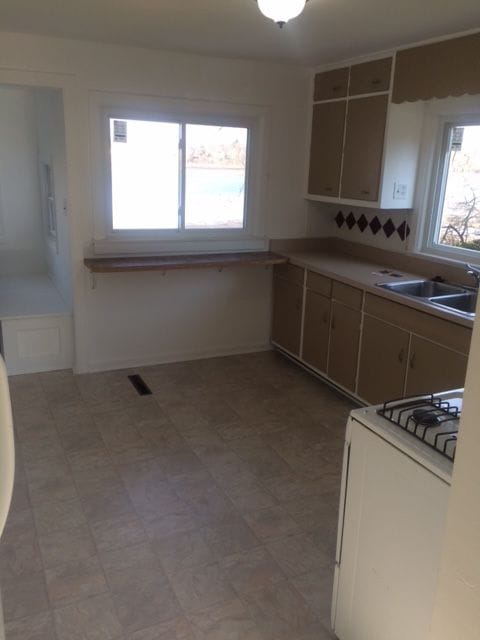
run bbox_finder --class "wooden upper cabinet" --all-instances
[340,95,388,202]
[392,33,480,104]
[314,67,349,101]
[349,58,392,96]
[308,101,346,197]
[271,277,304,356]
[405,336,468,397]
[357,316,409,404]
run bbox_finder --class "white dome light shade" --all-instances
[257,0,307,26]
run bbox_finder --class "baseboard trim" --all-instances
[77,342,272,374]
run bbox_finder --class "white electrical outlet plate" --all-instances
[393,183,407,200]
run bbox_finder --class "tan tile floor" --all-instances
[1,351,356,640]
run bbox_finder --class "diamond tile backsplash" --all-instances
[335,210,411,240]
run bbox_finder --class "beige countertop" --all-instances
[281,250,474,329]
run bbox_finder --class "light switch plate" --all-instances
[393,182,407,199]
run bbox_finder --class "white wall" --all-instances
[0,85,45,275]
[429,304,480,640]
[33,87,72,306]
[0,31,311,372]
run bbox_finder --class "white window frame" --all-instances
[413,96,480,265]
[423,116,480,262]
[90,92,268,255]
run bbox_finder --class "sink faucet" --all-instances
[466,263,480,288]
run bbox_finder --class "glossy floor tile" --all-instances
[2,351,355,639]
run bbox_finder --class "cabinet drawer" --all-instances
[273,263,304,286]
[332,281,363,310]
[306,270,332,297]
[349,58,392,96]
[365,293,472,354]
[314,67,349,101]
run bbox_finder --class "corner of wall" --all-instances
[305,200,336,237]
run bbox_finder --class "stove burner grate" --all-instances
[377,394,460,461]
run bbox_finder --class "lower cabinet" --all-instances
[405,335,468,396]
[302,290,331,373]
[328,301,361,392]
[271,276,303,356]
[271,266,471,402]
[358,315,410,404]
[358,307,470,403]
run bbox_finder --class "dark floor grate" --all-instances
[128,374,152,396]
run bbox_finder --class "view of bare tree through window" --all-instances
[436,124,480,252]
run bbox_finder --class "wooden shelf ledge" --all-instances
[84,251,287,273]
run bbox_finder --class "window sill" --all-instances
[412,247,480,269]
[84,251,287,273]
[92,235,267,256]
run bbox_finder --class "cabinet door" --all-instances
[328,301,361,392]
[357,316,409,404]
[405,335,469,396]
[340,95,388,201]
[349,58,392,96]
[302,290,331,373]
[314,67,349,101]
[308,101,346,197]
[271,277,303,356]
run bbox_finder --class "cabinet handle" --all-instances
[295,299,302,312]
[331,316,336,330]
[332,84,342,92]
[398,348,404,364]
[371,78,381,85]
[409,352,416,370]
[360,189,370,195]
[324,186,333,192]
[322,311,329,324]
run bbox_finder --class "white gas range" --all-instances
[332,390,462,640]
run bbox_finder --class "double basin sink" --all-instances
[376,279,477,317]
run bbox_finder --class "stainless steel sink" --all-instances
[430,292,478,316]
[376,278,477,317]
[377,280,468,298]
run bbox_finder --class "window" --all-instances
[109,117,249,233]
[427,120,480,258]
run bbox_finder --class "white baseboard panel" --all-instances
[79,342,272,374]
[1,314,73,376]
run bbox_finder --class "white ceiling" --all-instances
[0,0,479,66]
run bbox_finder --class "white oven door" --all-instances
[333,418,450,640]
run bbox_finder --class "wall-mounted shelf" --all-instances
[84,251,287,274]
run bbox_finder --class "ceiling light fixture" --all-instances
[256,0,308,28]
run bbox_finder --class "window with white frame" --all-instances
[108,117,249,233]
[426,119,480,258]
